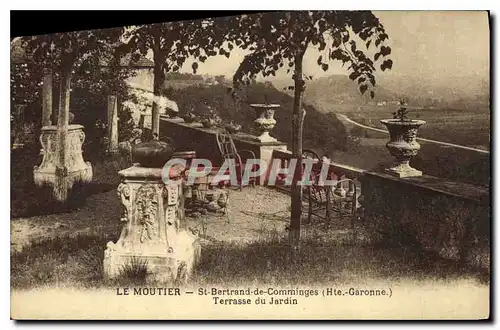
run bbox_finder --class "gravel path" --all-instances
[11,186,293,252]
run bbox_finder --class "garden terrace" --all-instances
[9,116,490,291]
[160,117,490,272]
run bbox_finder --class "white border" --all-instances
[2,2,497,329]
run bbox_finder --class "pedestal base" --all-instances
[254,132,278,143]
[33,125,93,200]
[103,229,201,283]
[103,165,201,284]
[34,163,93,190]
[384,165,422,178]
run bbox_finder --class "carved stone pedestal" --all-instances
[103,165,201,283]
[33,125,93,198]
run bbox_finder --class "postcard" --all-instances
[10,10,490,320]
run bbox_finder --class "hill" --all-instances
[163,82,349,156]
[271,74,489,113]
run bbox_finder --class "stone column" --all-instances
[107,95,119,154]
[12,104,25,149]
[103,165,201,283]
[259,144,288,185]
[42,68,53,127]
[54,69,71,202]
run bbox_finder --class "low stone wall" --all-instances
[160,118,287,169]
[360,172,490,270]
[160,117,490,271]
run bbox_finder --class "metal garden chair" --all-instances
[300,149,358,232]
[215,129,257,190]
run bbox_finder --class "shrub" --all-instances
[116,257,150,285]
[350,125,367,138]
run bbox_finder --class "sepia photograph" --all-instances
[9,9,491,320]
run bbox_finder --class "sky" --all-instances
[171,11,489,84]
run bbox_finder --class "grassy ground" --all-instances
[11,142,489,291]
[11,182,489,290]
[11,226,489,290]
[11,144,129,219]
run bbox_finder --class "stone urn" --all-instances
[249,103,280,143]
[164,108,179,119]
[224,122,242,134]
[181,112,197,123]
[201,118,217,128]
[380,119,426,178]
[132,140,175,168]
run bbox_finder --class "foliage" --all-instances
[199,106,222,124]
[24,27,125,71]
[118,19,229,134]
[350,125,368,138]
[10,62,44,107]
[392,99,410,121]
[218,11,392,97]
[166,72,204,81]
[117,257,150,285]
[217,11,393,242]
[214,75,227,85]
[119,19,228,95]
[12,30,138,150]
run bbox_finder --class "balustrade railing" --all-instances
[159,118,489,269]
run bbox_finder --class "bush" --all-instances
[350,125,367,138]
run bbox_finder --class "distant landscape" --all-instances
[273,74,490,149]
[272,74,490,186]
[158,73,490,187]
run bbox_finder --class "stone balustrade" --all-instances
[159,117,490,272]
[160,116,288,184]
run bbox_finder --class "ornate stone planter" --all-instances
[131,140,175,168]
[181,112,197,124]
[201,118,217,129]
[380,119,426,178]
[249,103,280,143]
[33,124,93,193]
[224,122,242,134]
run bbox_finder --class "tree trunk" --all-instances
[152,52,166,139]
[42,68,53,126]
[12,104,25,148]
[55,68,71,202]
[289,51,306,249]
[107,94,119,153]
